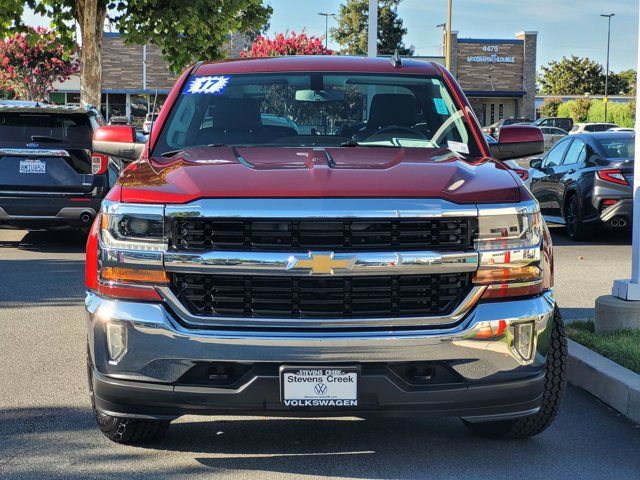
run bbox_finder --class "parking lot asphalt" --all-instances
[1,227,639,480]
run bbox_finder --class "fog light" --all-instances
[514,322,534,360]
[106,322,127,361]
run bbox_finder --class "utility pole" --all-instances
[368,0,378,57]
[601,13,615,122]
[318,12,336,49]
[445,0,453,70]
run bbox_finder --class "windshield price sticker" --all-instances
[281,368,358,407]
[447,141,469,155]
[183,75,231,95]
[433,98,449,115]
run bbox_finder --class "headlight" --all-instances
[100,203,167,251]
[97,202,168,289]
[474,205,546,299]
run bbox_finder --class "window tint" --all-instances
[0,112,92,145]
[543,139,571,167]
[563,138,586,165]
[597,137,635,159]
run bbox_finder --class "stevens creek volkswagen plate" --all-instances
[281,367,358,407]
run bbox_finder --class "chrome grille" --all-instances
[171,217,475,252]
[169,273,473,319]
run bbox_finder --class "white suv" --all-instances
[569,122,619,134]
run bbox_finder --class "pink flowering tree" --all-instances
[0,27,79,102]
[242,31,333,57]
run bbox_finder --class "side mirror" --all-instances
[491,125,544,161]
[93,125,145,161]
[529,158,543,170]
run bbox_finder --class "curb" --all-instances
[568,339,640,424]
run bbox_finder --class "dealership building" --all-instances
[52,31,538,127]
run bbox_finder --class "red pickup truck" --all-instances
[85,55,566,444]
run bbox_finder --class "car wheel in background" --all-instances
[565,194,595,241]
[461,307,567,439]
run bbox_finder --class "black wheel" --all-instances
[565,194,594,241]
[462,307,567,439]
[86,346,170,444]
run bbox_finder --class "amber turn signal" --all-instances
[473,265,542,285]
[101,267,168,284]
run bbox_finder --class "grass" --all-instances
[566,320,640,375]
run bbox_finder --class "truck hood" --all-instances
[117,146,522,204]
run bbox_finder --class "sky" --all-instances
[23,0,640,72]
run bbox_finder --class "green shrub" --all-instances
[540,97,563,118]
[557,102,571,118]
[568,97,592,122]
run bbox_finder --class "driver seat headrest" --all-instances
[367,94,418,128]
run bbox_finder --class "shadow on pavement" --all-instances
[0,230,88,254]
[0,258,85,307]
[2,387,640,480]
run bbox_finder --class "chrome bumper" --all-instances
[86,290,556,384]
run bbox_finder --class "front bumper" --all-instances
[87,291,556,420]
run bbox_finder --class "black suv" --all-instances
[529,131,633,240]
[0,101,120,230]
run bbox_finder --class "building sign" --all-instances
[466,45,516,64]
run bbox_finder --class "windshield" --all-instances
[153,73,481,156]
[0,112,92,146]
[597,136,635,159]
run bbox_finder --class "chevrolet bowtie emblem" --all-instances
[286,252,357,275]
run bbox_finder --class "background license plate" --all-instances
[281,367,358,407]
[19,160,46,174]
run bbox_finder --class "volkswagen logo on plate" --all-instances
[314,383,328,395]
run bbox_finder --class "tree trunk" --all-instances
[77,0,106,107]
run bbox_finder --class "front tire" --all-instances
[565,194,594,241]
[462,307,567,439]
[86,346,170,444]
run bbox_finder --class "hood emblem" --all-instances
[286,252,357,275]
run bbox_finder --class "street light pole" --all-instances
[601,13,615,122]
[318,12,336,49]
[436,23,446,56]
[446,0,453,70]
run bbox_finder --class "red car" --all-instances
[85,55,565,444]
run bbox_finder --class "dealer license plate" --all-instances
[19,160,46,174]
[281,367,358,408]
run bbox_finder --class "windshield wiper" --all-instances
[159,149,184,158]
[31,135,63,143]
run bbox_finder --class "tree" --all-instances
[539,97,562,118]
[0,27,79,101]
[538,56,605,95]
[0,1,272,106]
[609,69,637,95]
[242,31,333,58]
[332,0,414,56]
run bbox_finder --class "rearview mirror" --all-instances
[295,89,344,102]
[529,158,543,170]
[93,125,145,161]
[491,125,544,161]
